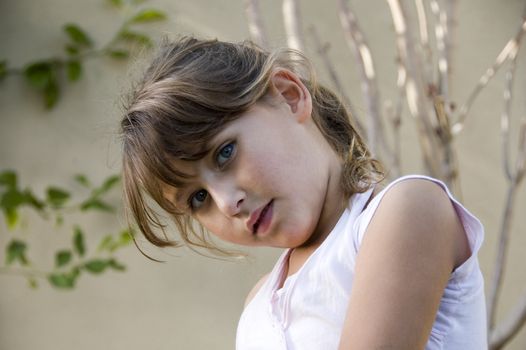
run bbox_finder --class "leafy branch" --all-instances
[1,170,132,289]
[0,0,167,109]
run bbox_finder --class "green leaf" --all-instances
[107,0,124,7]
[97,235,114,252]
[46,187,70,208]
[66,60,82,81]
[118,230,133,246]
[73,226,86,257]
[70,266,81,279]
[98,231,132,253]
[55,250,72,267]
[0,170,17,188]
[1,188,26,209]
[48,272,75,289]
[44,79,59,109]
[1,188,24,229]
[24,61,53,89]
[22,189,45,211]
[74,174,90,187]
[107,49,129,59]
[6,240,28,266]
[130,9,166,23]
[118,30,152,47]
[0,60,7,80]
[63,24,93,47]
[80,198,114,212]
[84,259,109,274]
[65,44,79,56]
[4,207,19,229]
[108,258,126,271]
[92,175,120,197]
[28,277,39,289]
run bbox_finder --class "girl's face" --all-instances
[164,71,345,250]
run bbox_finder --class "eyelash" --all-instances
[187,141,237,211]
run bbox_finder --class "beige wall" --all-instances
[1,0,525,349]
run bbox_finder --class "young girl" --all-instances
[120,37,487,349]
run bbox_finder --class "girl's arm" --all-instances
[338,179,470,349]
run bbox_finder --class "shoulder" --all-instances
[378,177,450,212]
[366,176,469,273]
[244,273,270,308]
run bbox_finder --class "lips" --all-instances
[247,200,274,235]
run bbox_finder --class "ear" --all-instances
[269,68,312,123]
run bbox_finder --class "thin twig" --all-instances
[501,47,521,182]
[490,291,526,350]
[384,47,408,178]
[430,0,452,115]
[307,25,365,134]
[414,0,433,85]
[282,0,304,51]
[384,99,402,178]
[516,117,526,182]
[243,0,269,49]
[487,18,526,331]
[386,0,444,178]
[487,181,519,331]
[433,94,460,194]
[452,15,526,135]
[444,0,457,90]
[337,0,387,158]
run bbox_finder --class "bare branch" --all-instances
[307,25,365,134]
[517,117,526,182]
[337,0,387,157]
[444,0,458,81]
[487,181,520,331]
[500,45,521,182]
[414,0,433,84]
[384,99,403,178]
[282,0,305,51]
[243,0,269,49]
[383,46,408,178]
[430,0,451,111]
[490,291,526,350]
[386,0,444,178]
[452,16,526,135]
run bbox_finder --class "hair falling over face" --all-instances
[120,36,384,255]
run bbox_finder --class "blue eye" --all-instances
[190,189,208,210]
[217,142,236,167]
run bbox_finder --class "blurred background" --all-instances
[1,0,525,349]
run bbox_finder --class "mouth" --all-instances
[249,200,274,235]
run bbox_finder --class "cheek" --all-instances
[196,211,234,241]
[242,144,293,187]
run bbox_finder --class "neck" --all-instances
[298,156,347,251]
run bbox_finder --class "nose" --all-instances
[208,180,245,217]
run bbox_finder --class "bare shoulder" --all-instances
[380,177,451,212]
[373,178,470,269]
[244,273,270,308]
[372,179,470,267]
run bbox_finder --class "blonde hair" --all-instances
[120,36,383,254]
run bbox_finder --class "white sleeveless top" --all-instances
[236,175,487,349]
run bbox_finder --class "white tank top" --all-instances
[236,175,487,349]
